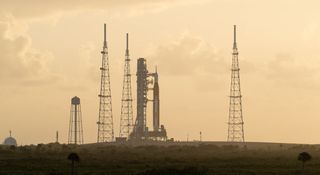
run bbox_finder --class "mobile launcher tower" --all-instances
[129,58,167,141]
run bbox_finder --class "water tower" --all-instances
[68,96,84,144]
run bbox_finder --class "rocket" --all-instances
[153,67,160,132]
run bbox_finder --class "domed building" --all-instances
[3,131,17,146]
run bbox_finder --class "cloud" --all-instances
[146,33,259,92]
[78,42,100,83]
[265,54,320,89]
[0,0,206,21]
[148,33,227,76]
[0,17,59,86]
[146,34,223,93]
[0,0,208,87]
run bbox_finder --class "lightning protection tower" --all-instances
[68,96,84,145]
[97,23,114,142]
[227,25,245,142]
[119,33,134,138]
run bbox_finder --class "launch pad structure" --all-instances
[94,23,168,143]
[129,58,167,141]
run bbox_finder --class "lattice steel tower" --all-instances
[119,33,134,138]
[68,96,84,145]
[227,25,245,142]
[97,23,114,142]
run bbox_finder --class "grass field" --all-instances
[0,141,319,175]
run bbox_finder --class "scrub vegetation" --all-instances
[0,142,319,175]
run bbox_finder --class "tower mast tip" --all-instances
[233,25,237,49]
[103,23,107,46]
[126,33,129,50]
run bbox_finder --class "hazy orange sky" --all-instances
[1,0,320,144]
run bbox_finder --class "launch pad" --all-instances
[129,58,168,141]
[96,24,168,143]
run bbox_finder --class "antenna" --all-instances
[126,33,129,56]
[126,33,129,50]
[233,25,237,49]
[104,23,107,48]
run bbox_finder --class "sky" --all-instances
[1,0,320,145]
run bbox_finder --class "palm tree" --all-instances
[298,152,312,170]
[68,152,80,175]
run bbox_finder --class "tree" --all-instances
[298,152,312,170]
[68,152,80,175]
